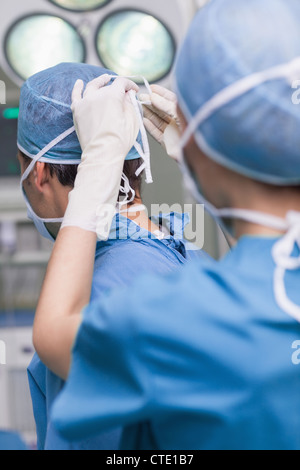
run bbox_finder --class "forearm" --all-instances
[33,76,139,380]
[33,227,97,379]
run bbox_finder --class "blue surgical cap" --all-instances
[175,0,300,185]
[18,62,142,163]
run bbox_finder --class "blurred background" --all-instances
[0,0,227,448]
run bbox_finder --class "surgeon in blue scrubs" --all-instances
[32,0,300,450]
[17,64,196,450]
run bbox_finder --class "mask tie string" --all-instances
[272,211,300,323]
[19,126,76,224]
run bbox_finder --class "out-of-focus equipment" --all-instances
[0,324,36,448]
[0,188,52,449]
[0,98,53,450]
[49,0,112,11]
[0,0,197,87]
[95,10,175,83]
[5,14,86,82]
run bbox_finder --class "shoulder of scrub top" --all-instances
[91,234,188,302]
[94,211,211,266]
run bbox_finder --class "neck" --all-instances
[46,197,160,241]
[226,184,300,239]
[121,198,162,235]
[45,185,72,239]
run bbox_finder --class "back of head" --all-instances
[175,0,300,185]
[18,62,115,161]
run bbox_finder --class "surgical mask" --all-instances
[20,128,73,242]
[25,199,58,243]
[178,57,300,323]
[19,77,153,240]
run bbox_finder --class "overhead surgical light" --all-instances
[48,0,111,12]
[0,0,198,90]
[96,10,176,83]
[4,14,85,81]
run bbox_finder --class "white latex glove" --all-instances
[140,84,181,162]
[62,75,140,240]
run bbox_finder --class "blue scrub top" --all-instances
[28,213,202,450]
[51,236,300,450]
[0,431,27,450]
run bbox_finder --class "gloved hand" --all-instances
[62,75,140,240]
[140,85,181,162]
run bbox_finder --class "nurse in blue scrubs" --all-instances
[32,0,300,450]
[17,64,198,450]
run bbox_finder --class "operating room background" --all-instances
[0,0,227,447]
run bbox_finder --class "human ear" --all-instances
[33,162,50,192]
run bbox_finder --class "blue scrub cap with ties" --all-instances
[175,0,300,185]
[18,62,145,164]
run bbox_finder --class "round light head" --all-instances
[5,14,85,81]
[96,9,176,83]
[48,0,111,12]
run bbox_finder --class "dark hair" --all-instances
[20,152,143,204]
